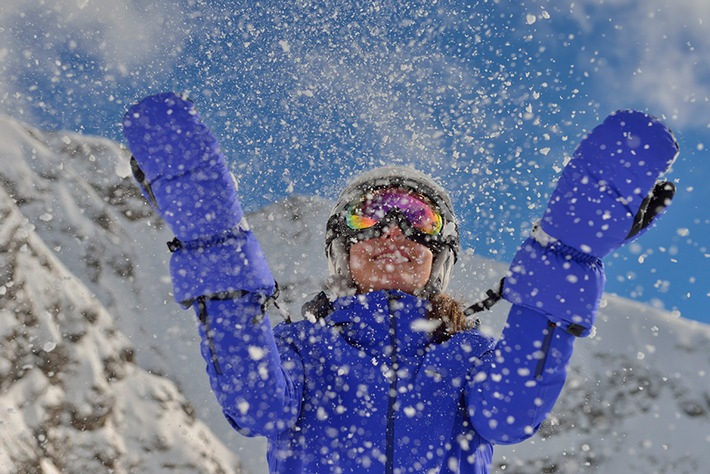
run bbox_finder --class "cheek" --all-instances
[348,243,374,280]
[349,242,368,268]
[349,254,364,272]
[415,248,433,266]
[410,244,434,267]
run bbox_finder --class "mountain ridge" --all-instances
[1,114,708,473]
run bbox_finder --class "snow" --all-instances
[493,296,710,472]
[1,115,709,473]
[0,117,244,473]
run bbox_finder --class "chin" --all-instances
[367,277,424,294]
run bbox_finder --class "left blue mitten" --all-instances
[123,93,274,305]
[541,110,679,258]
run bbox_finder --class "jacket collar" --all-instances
[325,290,436,357]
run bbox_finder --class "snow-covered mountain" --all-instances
[0,119,243,472]
[1,115,709,473]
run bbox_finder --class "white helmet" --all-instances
[325,166,460,297]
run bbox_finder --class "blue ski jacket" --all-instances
[195,289,576,474]
[123,93,677,474]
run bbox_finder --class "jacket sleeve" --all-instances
[466,305,575,445]
[170,224,304,437]
[463,110,676,444]
[122,93,304,437]
[465,235,602,444]
[194,294,304,437]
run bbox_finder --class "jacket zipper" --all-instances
[385,296,398,474]
[534,321,557,380]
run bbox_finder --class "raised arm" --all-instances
[468,110,679,444]
[123,93,302,435]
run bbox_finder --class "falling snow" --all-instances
[1,117,709,473]
[1,0,709,472]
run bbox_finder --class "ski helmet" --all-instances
[325,166,460,297]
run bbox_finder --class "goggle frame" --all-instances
[326,184,458,258]
[345,187,444,236]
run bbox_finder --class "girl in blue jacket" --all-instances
[124,93,678,473]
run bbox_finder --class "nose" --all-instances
[382,224,405,240]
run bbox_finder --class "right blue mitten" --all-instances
[123,93,274,305]
[504,111,679,336]
[123,92,243,241]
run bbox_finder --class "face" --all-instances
[349,224,434,294]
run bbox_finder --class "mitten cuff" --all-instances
[502,232,605,337]
[169,227,275,307]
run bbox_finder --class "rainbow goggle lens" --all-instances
[345,187,444,236]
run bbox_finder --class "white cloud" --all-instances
[0,0,186,124]
[0,0,175,66]
[3,0,709,132]
[566,0,710,127]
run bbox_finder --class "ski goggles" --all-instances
[345,187,444,236]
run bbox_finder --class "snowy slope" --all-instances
[0,117,246,473]
[1,115,709,473]
[0,184,243,472]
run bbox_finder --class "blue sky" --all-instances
[1,0,708,324]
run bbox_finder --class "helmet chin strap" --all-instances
[325,237,358,297]
[422,248,455,297]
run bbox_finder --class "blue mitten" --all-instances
[541,110,678,258]
[123,92,242,240]
[504,111,679,336]
[123,93,274,305]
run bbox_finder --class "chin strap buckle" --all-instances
[463,278,505,318]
